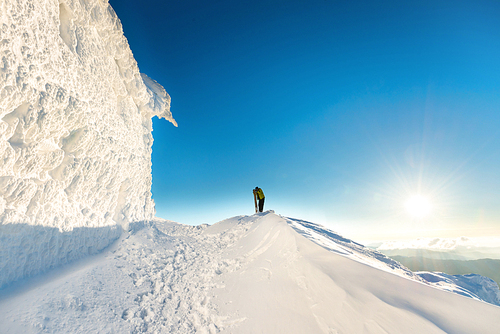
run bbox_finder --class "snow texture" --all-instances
[416,272,500,307]
[285,217,424,282]
[1,212,499,333]
[0,0,175,288]
[285,216,500,307]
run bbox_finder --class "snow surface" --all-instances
[416,272,500,306]
[285,217,423,281]
[1,0,175,288]
[1,212,499,333]
[286,217,500,307]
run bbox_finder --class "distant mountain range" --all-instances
[371,244,500,261]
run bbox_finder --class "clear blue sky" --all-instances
[109,0,500,241]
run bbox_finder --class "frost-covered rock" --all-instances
[0,0,175,288]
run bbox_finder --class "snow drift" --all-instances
[211,213,500,333]
[0,0,175,288]
[1,212,498,333]
[416,271,500,307]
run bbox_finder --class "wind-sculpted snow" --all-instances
[0,218,253,333]
[416,272,500,306]
[1,213,499,333]
[284,216,500,307]
[0,0,175,288]
[285,217,423,282]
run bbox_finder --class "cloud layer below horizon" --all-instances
[377,236,500,251]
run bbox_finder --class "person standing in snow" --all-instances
[253,187,265,213]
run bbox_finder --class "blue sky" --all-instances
[109,0,500,241]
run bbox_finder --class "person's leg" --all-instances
[259,198,265,212]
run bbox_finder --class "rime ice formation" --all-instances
[0,0,176,288]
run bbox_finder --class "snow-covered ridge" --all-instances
[1,212,499,333]
[0,0,175,288]
[285,217,423,282]
[416,272,500,306]
[284,216,500,306]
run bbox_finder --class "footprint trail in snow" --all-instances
[1,211,499,334]
[0,216,255,334]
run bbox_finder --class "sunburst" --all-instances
[405,195,432,218]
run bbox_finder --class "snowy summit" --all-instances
[1,1,500,333]
[1,212,499,333]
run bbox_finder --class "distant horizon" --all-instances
[153,206,500,246]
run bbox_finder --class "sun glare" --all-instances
[405,195,431,218]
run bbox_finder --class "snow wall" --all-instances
[0,0,176,288]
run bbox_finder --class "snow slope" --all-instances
[1,212,498,333]
[286,217,500,307]
[416,272,500,307]
[0,0,175,288]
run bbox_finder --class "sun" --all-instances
[405,195,431,218]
